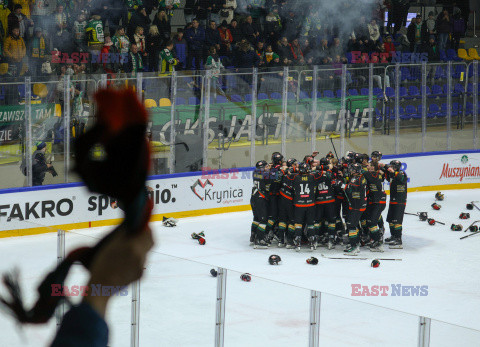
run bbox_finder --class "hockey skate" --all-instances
[254,238,269,249]
[369,240,384,252]
[327,236,335,250]
[384,236,396,245]
[388,238,403,249]
[272,234,285,248]
[344,244,360,256]
[250,232,255,246]
[294,236,301,252]
[318,235,328,247]
[308,236,317,251]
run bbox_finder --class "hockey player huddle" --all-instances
[250,151,407,256]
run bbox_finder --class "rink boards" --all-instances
[1,150,480,237]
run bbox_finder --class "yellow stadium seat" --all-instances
[458,48,473,61]
[144,99,157,108]
[159,98,172,107]
[0,63,8,75]
[33,83,48,98]
[468,48,480,60]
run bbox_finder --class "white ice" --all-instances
[1,189,480,347]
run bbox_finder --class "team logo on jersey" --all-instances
[191,179,214,200]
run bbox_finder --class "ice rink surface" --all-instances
[1,189,480,346]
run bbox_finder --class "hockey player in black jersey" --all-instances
[266,152,284,240]
[313,159,337,250]
[251,160,270,249]
[274,158,297,247]
[363,162,387,252]
[343,163,367,255]
[370,150,386,232]
[383,160,407,249]
[292,162,317,251]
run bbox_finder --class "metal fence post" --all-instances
[130,71,143,347]
[446,62,452,150]
[215,267,227,347]
[131,281,141,347]
[311,66,318,153]
[63,74,71,183]
[421,61,427,152]
[250,68,258,167]
[394,63,400,154]
[368,64,373,155]
[340,65,347,156]
[100,74,107,88]
[473,61,478,150]
[55,229,65,329]
[24,77,33,187]
[281,67,288,157]
[169,70,177,174]
[417,316,431,347]
[203,71,212,170]
[309,290,321,347]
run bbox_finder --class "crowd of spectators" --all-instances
[0,0,472,79]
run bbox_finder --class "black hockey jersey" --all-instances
[279,168,295,201]
[387,170,407,204]
[314,170,335,204]
[293,173,317,207]
[345,175,367,210]
[363,169,387,204]
[252,168,270,199]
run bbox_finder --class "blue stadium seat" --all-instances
[360,88,369,96]
[216,95,228,103]
[270,92,281,99]
[189,96,200,105]
[18,85,26,99]
[175,97,186,105]
[439,49,448,62]
[399,87,408,98]
[311,91,322,98]
[408,86,420,97]
[405,105,417,119]
[428,104,441,118]
[258,93,268,100]
[348,89,359,96]
[413,105,424,119]
[385,87,395,98]
[323,90,335,98]
[454,83,464,95]
[244,94,253,102]
[434,66,446,80]
[447,49,463,62]
[299,91,309,99]
[336,89,342,98]
[373,87,383,97]
[431,85,443,97]
[230,94,243,102]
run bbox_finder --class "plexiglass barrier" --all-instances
[0,222,480,347]
[1,62,479,190]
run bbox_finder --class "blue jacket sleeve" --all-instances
[51,302,109,347]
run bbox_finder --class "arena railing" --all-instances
[0,61,478,190]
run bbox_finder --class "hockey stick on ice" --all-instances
[321,254,402,261]
[462,220,480,233]
[460,231,480,240]
[470,201,480,212]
